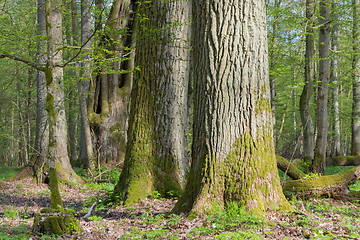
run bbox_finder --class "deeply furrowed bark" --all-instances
[113,0,190,205]
[172,0,290,217]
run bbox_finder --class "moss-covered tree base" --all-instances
[282,166,360,198]
[31,208,81,236]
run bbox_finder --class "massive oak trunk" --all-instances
[113,0,190,205]
[172,0,290,216]
[300,0,315,170]
[352,0,360,156]
[313,0,330,174]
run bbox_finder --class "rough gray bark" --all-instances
[352,0,360,156]
[172,0,290,216]
[331,1,341,156]
[300,0,315,170]
[313,0,330,174]
[113,0,190,205]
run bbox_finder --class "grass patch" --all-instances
[0,166,24,181]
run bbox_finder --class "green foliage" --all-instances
[3,206,19,219]
[189,202,264,237]
[0,223,30,239]
[87,215,103,221]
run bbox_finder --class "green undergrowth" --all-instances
[0,223,30,239]
[0,166,24,181]
[189,202,265,238]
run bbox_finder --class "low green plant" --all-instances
[150,190,163,200]
[88,215,103,221]
[189,202,264,237]
[4,206,19,219]
[167,213,181,226]
[215,229,264,239]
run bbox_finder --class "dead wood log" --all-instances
[326,155,360,166]
[282,166,360,198]
[277,155,306,180]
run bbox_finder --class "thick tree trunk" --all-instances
[49,0,82,183]
[44,0,65,210]
[352,0,360,156]
[313,0,330,174]
[283,166,360,198]
[88,0,133,165]
[300,0,315,170]
[113,0,190,205]
[172,0,290,216]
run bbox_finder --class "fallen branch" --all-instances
[277,155,306,180]
[282,166,360,198]
[327,155,360,166]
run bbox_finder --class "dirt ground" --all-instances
[1,178,360,239]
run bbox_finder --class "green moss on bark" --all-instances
[173,129,291,217]
[32,211,81,236]
[49,167,64,210]
[46,93,56,122]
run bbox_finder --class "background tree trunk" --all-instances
[113,0,190,205]
[331,1,341,156]
[31,0,49,183]
[352,0,360,156]
[88,0,133,165]
[172,0,290,216]
[77,0,96,171]
[313,0,330,174]
[300,0,315,171]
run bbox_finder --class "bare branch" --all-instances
[0,53,45,71]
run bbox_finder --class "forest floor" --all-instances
[1,168,360,239]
